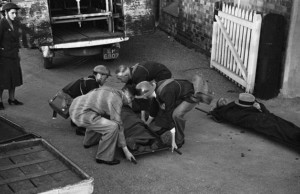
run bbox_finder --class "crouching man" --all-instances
[135,75,213,152]
[62,65,110,135]
[69,85,136,165]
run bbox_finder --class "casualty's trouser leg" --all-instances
[172,101,197,145]
[83,117,119,161]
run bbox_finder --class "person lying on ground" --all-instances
[69,85,136,165]
[122,105,165,153]
[209,93,300,149]
[59,65,110,135]
[135,75,213,152]
[115,61,172,123]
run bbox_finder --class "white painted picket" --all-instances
[210,3,262,93]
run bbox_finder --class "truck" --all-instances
[8,0,156,68]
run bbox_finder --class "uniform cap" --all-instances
[135,81,155,99]
[93,65,111,76]
[1,3,20,12]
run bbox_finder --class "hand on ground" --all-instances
[124,148,136,162]
[171,142,178,153]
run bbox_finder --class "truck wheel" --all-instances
[44,58,53,69]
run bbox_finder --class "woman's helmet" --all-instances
[1,3,20,12]
[135,81,155,99]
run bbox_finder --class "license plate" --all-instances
[103,47,119,60]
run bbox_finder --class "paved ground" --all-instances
[1,30,300,194]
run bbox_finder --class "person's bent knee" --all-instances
[172,109,184,120]
[172,114,183,122]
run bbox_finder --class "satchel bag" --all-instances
[49,90,73,119]
[49,77,93,119]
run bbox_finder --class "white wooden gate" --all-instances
[210,3,262,93]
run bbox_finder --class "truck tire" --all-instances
[43,58,53,69]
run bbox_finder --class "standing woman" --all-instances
[0,3,23,110]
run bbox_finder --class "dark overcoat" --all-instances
[0,18,22,89]
[210,102,300,148]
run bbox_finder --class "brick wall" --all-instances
[159,0,293,56]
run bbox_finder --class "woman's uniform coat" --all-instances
[0,17,22,89]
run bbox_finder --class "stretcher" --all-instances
[131,147,182,156]
[129,123,182,157]
[121,105,183,158]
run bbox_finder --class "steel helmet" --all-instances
[93,65,111,76]
[1,3,20,12]
[135,81,155,99]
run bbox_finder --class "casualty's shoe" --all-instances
[137,145,146,152]
[160,131,172,146]
[96,159,120,165]
[0,102,4,110]
[150,140,164,150]
[127,140,138,151]
[8,99,23,105]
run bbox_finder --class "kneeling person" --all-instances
[135,76,212,152]
[69,85,136,165]
[55,65,110,135]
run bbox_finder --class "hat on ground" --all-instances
[93,65,111,76]
[235,93,255,107]
[135,81,155,99]
[1,3,20,12]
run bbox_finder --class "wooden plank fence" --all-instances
[210,3,262,93]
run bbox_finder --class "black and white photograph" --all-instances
[0,0,299,193]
